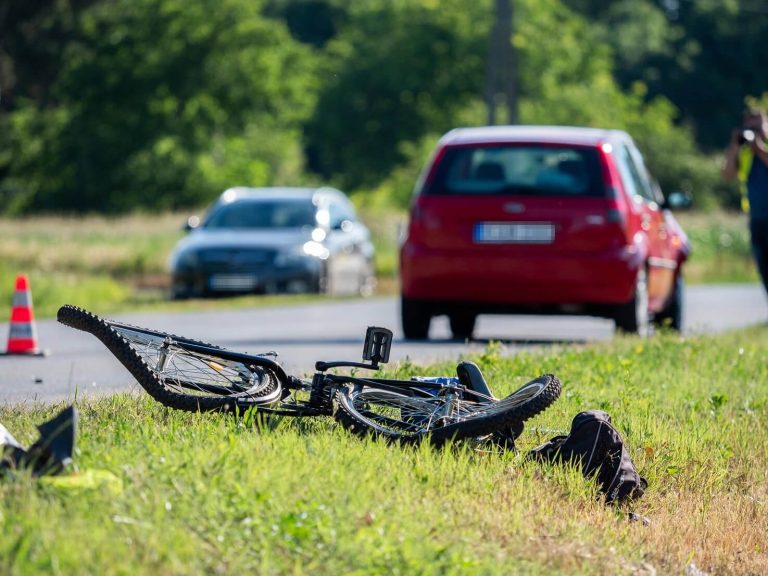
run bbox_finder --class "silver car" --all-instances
[169,187,376,299]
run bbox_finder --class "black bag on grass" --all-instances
[1,406,77,477]
[529,410,647,504]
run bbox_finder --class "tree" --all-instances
[0,0,317,213]
[563,0,768,150]
[303,0,489,190]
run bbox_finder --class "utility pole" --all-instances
[484,0,518,125]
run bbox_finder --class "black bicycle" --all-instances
[57,305,561,445]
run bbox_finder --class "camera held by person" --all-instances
[734,108,767,148]
[739,129,756,145]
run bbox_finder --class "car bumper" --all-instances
[400,244,642,306]
[172,264,321,297]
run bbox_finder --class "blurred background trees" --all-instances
[1,0,766,214]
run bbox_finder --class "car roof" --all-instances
[216,186,345,204]
[438,125,632,147]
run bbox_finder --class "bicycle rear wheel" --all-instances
[57,305,283,413]
[335,374,561,445]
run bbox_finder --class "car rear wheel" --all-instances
[401,297,431,340]
[449,311,476,340]
[614,268,650,337]
[653,273,683,331]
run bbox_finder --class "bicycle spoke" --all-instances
[112,326,269,399]
[347,390,449,434]
[456,380,545,417]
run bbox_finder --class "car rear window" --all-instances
[423,145,607,198]
[204,199,317,229]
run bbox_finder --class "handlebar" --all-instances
[314,360,382,372]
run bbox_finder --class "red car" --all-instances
[399,126,691,340]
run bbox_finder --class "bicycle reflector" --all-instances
[362,326,392,367]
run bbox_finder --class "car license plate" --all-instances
[209,274,258,291]
[473,222,554,244]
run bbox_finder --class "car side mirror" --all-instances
[184,216,201,232]
[665,191,693,210]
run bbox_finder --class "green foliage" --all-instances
[304,0,488,190]
[515,0,614,99]
[565,0,768,151]
[1,0,316,214]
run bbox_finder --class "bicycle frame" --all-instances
[224,364,476,418]
[126,323,480,418]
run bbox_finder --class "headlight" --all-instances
[275,243,329,267]
[302,241,330,260]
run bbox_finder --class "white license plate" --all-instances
[209,274,258,291]
[474,222,555,244]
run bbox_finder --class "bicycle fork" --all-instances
[433,386,465,425]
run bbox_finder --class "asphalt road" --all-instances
[1,284,766,405]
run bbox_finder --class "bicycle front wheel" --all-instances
[57,305,283,413]
[335,387,458,442]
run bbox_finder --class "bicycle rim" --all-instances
[57,305,282,412]
[111,324,280,402]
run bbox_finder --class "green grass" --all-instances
[0,209,760,322]
[2,327,767,574]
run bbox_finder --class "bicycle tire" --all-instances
[334,374,561,445]
[57,305,283,413]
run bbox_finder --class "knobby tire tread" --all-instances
[428,374,562,445]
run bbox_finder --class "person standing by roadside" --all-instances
[723,107,768,303]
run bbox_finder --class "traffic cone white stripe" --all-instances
[12,291,30,307]
[2,275,47,357]
[9,323,35,339]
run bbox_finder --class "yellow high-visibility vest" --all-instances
[739,147,752,213]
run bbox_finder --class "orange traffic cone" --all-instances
[1,275,48,357]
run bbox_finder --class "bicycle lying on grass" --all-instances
[57,305,561,445]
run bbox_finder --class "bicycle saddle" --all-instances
[456,361,495,403]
